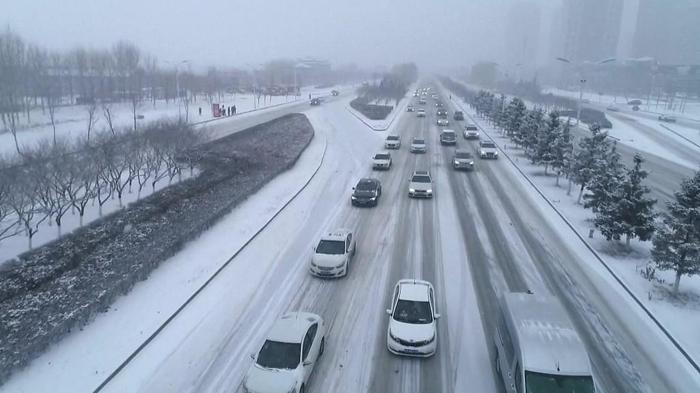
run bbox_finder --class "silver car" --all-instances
[408,170,433,198]
[410,137,427,153]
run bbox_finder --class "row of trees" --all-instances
[356,63,418,106]
[0,122,201,251]
[470,90,699,294]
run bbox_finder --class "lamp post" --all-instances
[556,56,615,126]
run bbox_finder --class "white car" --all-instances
[310,230,356,278]
[436,118,449,126]
[372,152,392,170]
[408,170,433,198]
[453,149,475,170]
[463,124,479,139]
[410,137,427,153]
[385,135,401,149]
[386,279,440,357]
[658,114,677,123]
[406,105,415,112]
[479,140,498,159]
[416,109,426,117]
[606,105,620,112]
[243,312,326,393]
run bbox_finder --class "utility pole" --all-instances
[577,78,586,126]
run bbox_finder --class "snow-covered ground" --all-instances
[0,85,348,157]
[0,109,328,393]
[345,83,415,130]
[545,87,700,122]
[453,98,700,376]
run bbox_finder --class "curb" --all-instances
[448,95,700,375]
[93,124,329,392]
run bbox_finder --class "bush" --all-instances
[0,114,315,384]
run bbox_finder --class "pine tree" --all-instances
[533,111,560,174]
[594,154,656,247]
[570,129,612,204]
[505,98,527,137]
[551,120,573,186]
[583,141,624,212]
[652,171,700,295]
[518,109,544,159]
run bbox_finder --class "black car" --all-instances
[351,178,382,207]
[453,111,464,121]
[331,90,339,96]
[310,98,321,106]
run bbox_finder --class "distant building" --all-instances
[559,0,624,62]
[296,57,332,87]
[504,1,541,78]
[633,0,700,65]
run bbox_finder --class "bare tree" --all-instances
[6,161,47,249]
[0,165,19,241]
[0,29,26,155]
[102,103,116,135]
[86,102,98,141]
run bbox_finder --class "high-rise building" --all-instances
[633,0,700,65]
[505,1,541,70]
[559,0,624,62]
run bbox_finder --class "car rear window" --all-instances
[481,142,495,148]
[413,139,425,144]
[375,153,390,159]
[412,175,431,183]
[387,135,399,140]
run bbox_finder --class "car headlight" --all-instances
[494,151,498,156]
[469,161,474,165]
[389,330,399,341]
[351,195,357,200]
[454,160,459,165]
[369,196,376,201]
[335,260,346,268]
[427,189,433,194]
[311,260,318,267]
[426,333,436,344]
[409,188,416,193]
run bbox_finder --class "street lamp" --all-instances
[556,56,615,126]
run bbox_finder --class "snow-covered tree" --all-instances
[652,171,700,295]
[570,128,612,203]
[504,97,526,137]
[517,108,544,157]
[551,120,573,186]
[583,141,624,212]
[533,111,560,174]
[594,154,656,247]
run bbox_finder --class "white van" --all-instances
[494,292,597,393]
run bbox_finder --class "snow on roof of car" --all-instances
[397,279,432,301]
[504,293,592,376]
[268,312,321,343]
[441,129,455,133]
[321,228,351,241]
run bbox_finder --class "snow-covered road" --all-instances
[4,81,700,393]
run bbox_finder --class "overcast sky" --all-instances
[3,0,561,71]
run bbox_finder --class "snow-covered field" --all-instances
[546,87,700,122]
[454,98,700,371]
[0,85,348,157]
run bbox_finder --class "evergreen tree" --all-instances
[570,129,612,204]
[518,109,544,158]
[551,120,573,186]
[652,171,700,295]
[594,154,656,247]
[533,111,560,174]
[583,141,624,212]
[504,98,527,137]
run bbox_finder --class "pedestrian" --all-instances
[228,106,231,116]
[198,107,202,116]
[308,93,312,100]
[233,105,237,115]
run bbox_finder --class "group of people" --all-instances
[197,105,237,117]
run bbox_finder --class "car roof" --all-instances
[397,279,432,301]
[480,140,495,145]
[412,137,425,142]
[503,293,592,375]
[357,177,379,185]
[268,312,322,343]
[320,228,352,241]
[441,129,455,133]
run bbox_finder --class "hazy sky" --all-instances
[3,0,561,70]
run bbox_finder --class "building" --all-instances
[632,0,700,65]
[559,0,624,62]
[504,1,541,78]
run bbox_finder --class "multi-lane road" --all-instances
[18,81,698,393]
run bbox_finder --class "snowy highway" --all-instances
[93,83,700,393]
[4,84,699,393]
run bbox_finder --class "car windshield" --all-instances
[412,175,431,183]
[442,132,455,136]
[413,139,425,144]
[456,152,472,159]
[316,239,346,254]
[466,126,478,131]
[374,154,390,160]
[481,142,495,148]
[525,372,595,393]
[356,181,376,191]
[387,136,399,140]
[393,299,433,324]
[256,340,300,370]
